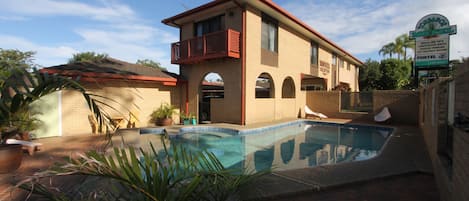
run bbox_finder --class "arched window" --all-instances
[255,73,275,98]
[282,77,295,98]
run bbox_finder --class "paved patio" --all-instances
[0,119,439,201]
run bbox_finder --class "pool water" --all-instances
[170,122,392,172]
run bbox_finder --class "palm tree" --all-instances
[0,68,113,143]
[399,34,415,62]
[393,36,405,61]
[379,43,395,59]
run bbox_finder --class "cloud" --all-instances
[0,0,179,72]
[73,27,171,69]
[73,23,178,72]
[280,0,469,60]
[0,34,78,67]
[0,15,28,21]
[0,0,135,22]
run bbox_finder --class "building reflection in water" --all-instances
[172,123,391,173]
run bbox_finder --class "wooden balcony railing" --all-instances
[171,29,240,64]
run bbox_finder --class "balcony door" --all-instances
[194,15,225,37]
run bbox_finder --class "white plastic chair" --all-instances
[304,105,328,119]
[374,107,391,123]
[6,139,43,156]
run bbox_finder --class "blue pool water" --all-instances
[170,121,393,172]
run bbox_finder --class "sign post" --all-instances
[410,13,457,86]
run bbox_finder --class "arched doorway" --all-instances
[199,72,224,123]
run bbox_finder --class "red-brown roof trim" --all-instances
[40,68,179,85]
[162,0,230,25]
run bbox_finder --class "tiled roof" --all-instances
[43,57,175,79]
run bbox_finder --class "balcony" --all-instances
[171,29,241,64]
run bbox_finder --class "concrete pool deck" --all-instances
[240,123,434,200]
[0,119,436,200]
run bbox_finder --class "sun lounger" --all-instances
[6,139,43,156]
[304,105,328,119]
[374,107,391,123]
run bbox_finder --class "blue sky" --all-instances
[0,0,467,73]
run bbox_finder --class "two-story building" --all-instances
[163,0,363,125]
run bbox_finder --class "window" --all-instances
[194,15,224,37]
[261,14,278,53]
[332,54,337,66]
[338,57,344,68]
[311,42,318,66]
[300,77,326,91]
[347,63,351,70]
[282,77,296,98]
[256,73,275,98]
[331,54,337,87]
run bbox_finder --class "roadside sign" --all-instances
[410,14,457,70]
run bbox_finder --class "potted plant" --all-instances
[151,103,177,126]
[0,128,23,173]
[190,114,197,125]
[180,113,191,125]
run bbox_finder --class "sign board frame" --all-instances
[410,13,457,70]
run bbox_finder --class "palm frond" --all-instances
[0,68,115,143]
[19,138,270,201]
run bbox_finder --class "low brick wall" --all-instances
[306,90,419,125]
[420,62,469,201]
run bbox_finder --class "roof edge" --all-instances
[162,0,230,26]
[39,69,179,83]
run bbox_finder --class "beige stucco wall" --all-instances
[181,60,242,124]
[306,90,419,124]
[244,7,306,124]
[317,48,333,89]
[243,6,361,124]
[338,61,358,91]
[61,81,181,136]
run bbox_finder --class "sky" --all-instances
[0,0,467,74]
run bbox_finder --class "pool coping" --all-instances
[170,119,395,170]
[141,119,395,136]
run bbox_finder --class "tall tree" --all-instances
[136,59,167,71]
[0,49,36,84]
[379,43,395,59]
[359,58,412,90]
[68,52,108,64]
[378,59,412,89]
[359,59,382,91]
[399,34,415,62]
[393,36,405,61]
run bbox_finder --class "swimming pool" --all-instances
[169,121,393,172]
